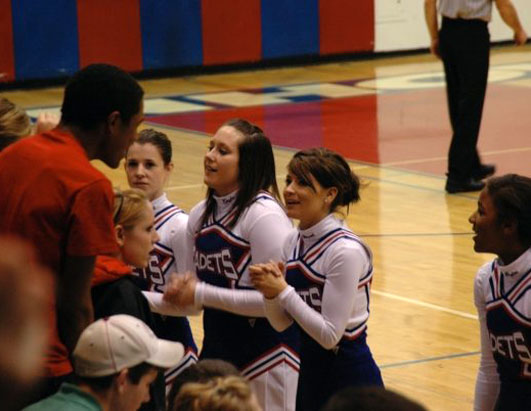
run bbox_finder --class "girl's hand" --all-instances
[175,275,197,307]
[164,272,197,307]
[34,112,59,134]
[249,261,288,299]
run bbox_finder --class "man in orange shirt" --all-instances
[0,64,144,404]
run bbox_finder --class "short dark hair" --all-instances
[201,118,281,228]
[487,174,531,246]
[322,386,427,411]
[76,362,157,392]
[130,128,173,165]
[168,359,240,411]
[61,64,144,131]
[288,148,361,213]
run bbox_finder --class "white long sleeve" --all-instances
[195,283,265,317]
[186,192,294,317]
[142,291,202,316]
[275,244,364,349]
[263,295,294,331]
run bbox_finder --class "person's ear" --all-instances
[116,369,129,394]
[502,218,518,238]
[325,187,338,207]
[166,161,174,173]
[106,111,122,136]
[115,224,125,247]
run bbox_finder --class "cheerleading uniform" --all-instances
[263,214,383,411]
[474,248,531,411]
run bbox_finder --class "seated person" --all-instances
[0,97,58,151]
[24,314,184,411]
[90,188,166,410]
[91,188,159,320]
[172,375,262,411]
[322,386,427,411]
[168,359,240,411]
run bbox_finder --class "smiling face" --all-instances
[204,125,241,196]
[125,142,172,201]
[119,201,159,268]
[283,171,336,230]
[469,189,506,255]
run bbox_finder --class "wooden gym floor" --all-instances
[4,44,531,410]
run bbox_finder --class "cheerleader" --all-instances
[250,148,383,411]
[470,174,531,411]
[125,129,198,391]
[162,119,299,411]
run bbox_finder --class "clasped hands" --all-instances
[249,261,288,299]
[163,272,198,307]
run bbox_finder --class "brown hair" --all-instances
[322,386,427,411]
[168,359,240,411]
[0,98,32,151]
[487,174,531,247]
[128,128,173,165]
[113,188,150,228]
[201,118,280,228]
[173,375,260,411]
[288,148,361,213]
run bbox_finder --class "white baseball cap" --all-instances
[73,314,184,377]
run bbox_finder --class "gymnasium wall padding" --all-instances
[11,0,79,80]
[0,0,15,82]
[201,0,262,65]
[319,0,374,54]
[261,0,319,59]
[1,0,375,83]
[77,0,143,72]
[140,0,203,69]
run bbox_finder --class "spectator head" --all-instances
[321,386,427,411]
[112,188,159,268]
[0,236,51,410]
[60,64,144,168]
[73,314,184,411]
[168,359,240,410]
[0,97,31,151]
[173,375,261,411]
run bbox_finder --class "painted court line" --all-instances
[166,169,476,199]
[381,351,480,369]
[371,290,478,320]
[382,146,531,167]
[362,232,472,238]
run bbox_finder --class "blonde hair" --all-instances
[0,98,32,151]
[113,188,149,228]
[173,376,261,411]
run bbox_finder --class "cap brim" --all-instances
[146,339,185,369]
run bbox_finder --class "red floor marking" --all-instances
[149,96,380,162]
[147,83,529,176]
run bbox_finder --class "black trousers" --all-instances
[439,17,490,180]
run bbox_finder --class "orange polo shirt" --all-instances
[0,129,118,377]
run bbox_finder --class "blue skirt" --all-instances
[296,331,383,411]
